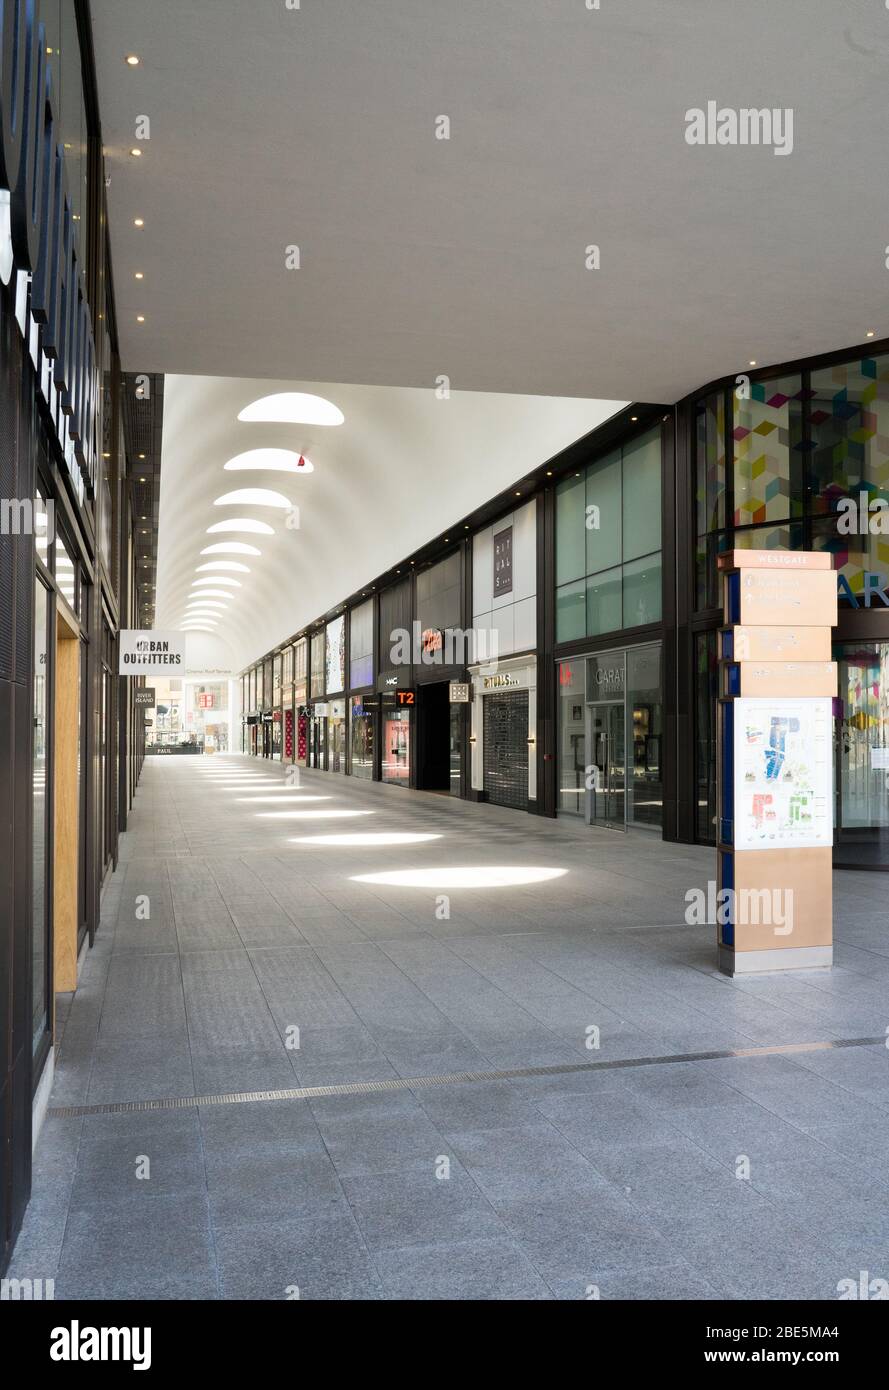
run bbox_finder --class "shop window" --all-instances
[622,432,661,562]
[626,645,663,830]
[556,425,663,643]
[732,374,804,527]
[350,695,374,778]
[622,553,661,629]
[695,630,719,843]
[585,450,621,574]
[310,631,325,698]
[834,641,889,868]
[350,599,374,689]
[733,522,805,555]
[326,616,346,694]
[556,578,586,642]
[55,529,77,610]
[809,354,889,517]
[557,659,585,815]
[556,474,586,586]
[812,517,889,610]
[294,638,307,683]
[586,567,622,636]
[694,392,727,609]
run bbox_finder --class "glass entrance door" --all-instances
[834,641,889,868]
[585,702,626,829]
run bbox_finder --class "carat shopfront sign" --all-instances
[120,632,186,676]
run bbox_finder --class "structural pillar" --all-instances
[717,551,837,975]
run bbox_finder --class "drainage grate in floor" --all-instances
[46,1034,885,1119]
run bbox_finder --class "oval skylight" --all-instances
[188,588,238,600]
[195,561,250,574]
[185,601,228,610]
[237,393,344,426]
[223,449,314,474]
[182,620,218,629]
[181,625,217,633]
[200,542,261,557]
[206,519,274,535]
[214,489,292,509]
[192,577,241,588]
[185,608,227,617]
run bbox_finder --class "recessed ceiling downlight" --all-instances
[195,561,251,573]
[213,489,292,509]
[192,577,241,588]
[200,542,261,557]
[206,519,274,536]
[223,449,313,474]
[237,393,344,426]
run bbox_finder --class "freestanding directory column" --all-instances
[717,552,838,976]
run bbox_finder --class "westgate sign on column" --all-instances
[0,0,99,499]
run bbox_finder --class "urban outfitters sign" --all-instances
[120,632,186,675]
[0,0,98,498]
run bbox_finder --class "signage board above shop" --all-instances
[119,632,187,676]
[493,526,513,597]
[585,653,626,702]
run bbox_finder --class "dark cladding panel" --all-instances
[378,576,412,670]
[416,551,462,634]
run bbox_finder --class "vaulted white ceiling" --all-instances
[95,0,889,673]
[93,0,886,401]
[155,377,626,672]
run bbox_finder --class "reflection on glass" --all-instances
[350,696,374,779]
[626,644,662,830]
[381,705,410,783]
[55,529,76,609]
[834,642,889,868]
[557,658,585,814]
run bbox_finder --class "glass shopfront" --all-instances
[558,643,663,832]
[328,699,346,772]
[834,642,889,868]
[381,698,411,784]
[556,427,662,643]
[350,695,375,778]
[692,348,889,866]
[308,706,327,769]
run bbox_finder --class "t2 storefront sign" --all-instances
[0,1,99,498]
[119,631,186,676]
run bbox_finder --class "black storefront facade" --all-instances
[1,2,149,1274]
[240,339,889,874]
